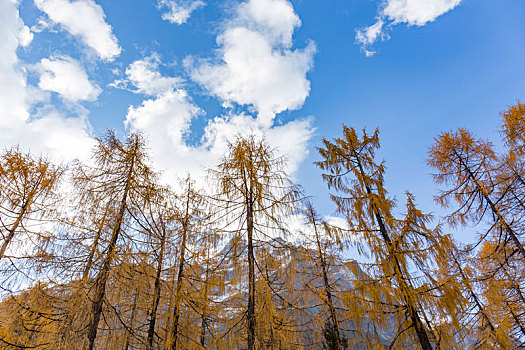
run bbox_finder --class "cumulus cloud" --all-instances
[200,113,314,175]
[158,0,205,25]
[38,56,101,102]
[120,54,313,185]
[121,1,317,185]
[384,0,462,26]
[0,1,95,162]
[356,0,462,56]
[3,109,96,162]
[17,24,34,47]
[125,90,201,162]
[0,0,32,127]
[127,107,314,182]
[186,0,316,126]
[34,0,121,60]
[112,54,182,96]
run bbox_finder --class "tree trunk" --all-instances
[354,154,433,350]
[168,185,191,350]
[247,199,256,350]
[86,152,135,350]
[200,255,210,348]
[147,223,167,350]
[451,252,506,348]
[310,208,343,349]
[124,288,139,350]
[82,208,108,283]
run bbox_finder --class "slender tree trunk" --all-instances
[354,154,433,350]
[168,185,191,350]
[82,208,108,283]
[59,209,109,346]
[147,223,167,350]
[247,198,256,350]
[200,256,210,348]
[501,268,525,338]
[86,153,135,350]
[310,209,343,349]
[377,212,432,350]
[200,304,207,348]
[506,301,525,338]
[124,288,139,350]
[163,262,178,349]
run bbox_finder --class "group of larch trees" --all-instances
[0,102,524,349]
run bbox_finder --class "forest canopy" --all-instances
[0,102,524,349]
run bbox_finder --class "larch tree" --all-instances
[428,128,525,261]
[166,176,207,350]
[497,102,525,252]
[209,135,302,350]
[428,103,525,348]
[302,202,346,349]
[142,193,175,350]
[0,150,64,348]
[475,240,523,348]
[441,242,511,349]
[73,131,158,350]
[0,148,62,264]
[316,125,459,350]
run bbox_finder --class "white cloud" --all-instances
[236,0,300,46]
[121,55,314,185]
[355,19,385,57]
[127,108,314,183]
[119,1,317,184]
[34,0,121,60]
[17,24,34,47]
[112,54,182,96]
[4,109,96,162]
[159,0,205,25]
[122,2,317,186]
[356,0,462,56]
[384,0,462,26]
[0,1,95,163]
[125,90,201,161]
[38,56,101,102]
[201,113,314,175]
[186,0,315,126]
[0,0,32,127]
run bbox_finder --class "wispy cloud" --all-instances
[34,0,121,60]
[38,56,101,102]
[158,0,205,25]
[0,1,95,162]
[356,0,462,56]
[111,54,182,96]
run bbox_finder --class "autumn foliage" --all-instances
[0,102,524,349]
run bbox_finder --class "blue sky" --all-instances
[2,0,525,236]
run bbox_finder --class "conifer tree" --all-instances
[303,202,346,349]
[476,240,524,347]
[497,102,525,251]
[317,125,456,350]
[72,131,157,350]
[166,176,207,350]
[209,135,301,350]
[0,148,62,262]
[428,128,525,260]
